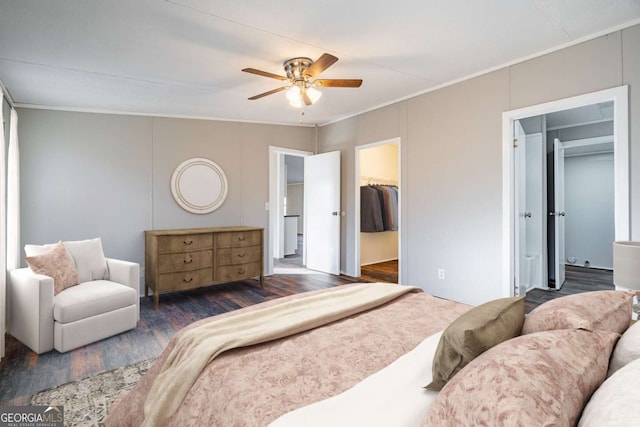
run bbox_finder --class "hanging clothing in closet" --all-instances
[361,186,384,232]
[361,184,398,232]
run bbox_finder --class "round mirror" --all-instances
[171,158,228,214]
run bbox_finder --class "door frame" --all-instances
[553,137,566,290]
[513,120,527,296]
[502,85,629,297]
[353,137,402,283]
[267,146,313,276]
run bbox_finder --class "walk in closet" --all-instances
[359,141,399,281]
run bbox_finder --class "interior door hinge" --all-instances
[513,138,518,148]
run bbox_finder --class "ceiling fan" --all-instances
[242,53,362,107]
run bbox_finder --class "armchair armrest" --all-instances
[106,258,140,320]
[7,268,55,353]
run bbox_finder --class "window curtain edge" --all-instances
[7,108,19,271]
[0,94,7,359]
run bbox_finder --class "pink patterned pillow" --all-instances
[522,291,634,335]
[25,241,79,295]
[425,329,619,427]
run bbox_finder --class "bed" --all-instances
[106,283,640,427]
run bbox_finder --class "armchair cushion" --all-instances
[25,238,109,283]
[54,280,137,324]
[25,242,79,295]
[64,238,109,282]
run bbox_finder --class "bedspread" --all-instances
[106,283,469,426]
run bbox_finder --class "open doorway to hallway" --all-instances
[274,154,306,271]
[268,147,342,276]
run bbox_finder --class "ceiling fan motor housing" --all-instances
[284,57,313,86]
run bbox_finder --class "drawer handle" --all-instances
[183,259,193,264]
[238,253,246,258]
[183,277,193,283]
[238,236,246,241]
[184,240,193,246]
[238,269,246,274]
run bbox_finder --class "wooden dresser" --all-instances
[145,226,264,309]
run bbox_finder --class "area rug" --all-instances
[29,358,156,427]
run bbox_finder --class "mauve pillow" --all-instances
[522,290,634,335]
[25,241,79,295]
[425,329,619,427]
[425,296,525,391]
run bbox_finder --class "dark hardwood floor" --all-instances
[360,260,398,283]
[0,263,613,405]
[524,265,613,313]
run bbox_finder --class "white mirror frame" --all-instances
[171,157,228,214]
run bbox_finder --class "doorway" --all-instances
[502,86,629,297]
[267,147,342,276]
[268,147,311,275]
[354,138,401,283]
[275,154,305,270]
[518,106,616,291]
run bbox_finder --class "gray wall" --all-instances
[286,183,304,231]
[318,24,640,306]
[18,110,314,286]
[565,153,615,269]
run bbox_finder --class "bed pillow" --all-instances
[25,241,79,295]
[522,290,634,335]
[426,329,619,427]
[579,357,640,427]
[425,296,525,391]
[608,320,640,376]
[63,238,109,283]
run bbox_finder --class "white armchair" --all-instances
[8,256,140,354]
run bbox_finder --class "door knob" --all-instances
[524,212,532,218]
[332,211,339,216]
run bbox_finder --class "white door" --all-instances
[514,120,527,296]
[553,138,566,289]
[304,151,341,274]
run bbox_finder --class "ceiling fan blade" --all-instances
[302,91,313,106]
[242,68,287,81]
[305,53,339,78]
[248,86,287,100]
[315,79,363,88]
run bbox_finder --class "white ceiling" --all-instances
[1,0,639,126]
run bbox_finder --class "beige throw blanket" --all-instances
[142,283,421,426]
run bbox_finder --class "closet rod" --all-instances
[360,175,398,186]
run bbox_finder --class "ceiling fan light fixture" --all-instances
[286,85,301,103]
[306,86,322,104]
[286,85,304,108]
[286,84,322,108]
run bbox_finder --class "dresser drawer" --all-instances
[215,262,261,282]
[217,246,261,266]
[157,268,212,291]
[157,234,212,253]
[216,231,261,248]
[158,250,212,273]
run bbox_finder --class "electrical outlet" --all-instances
[438,268,445,280]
